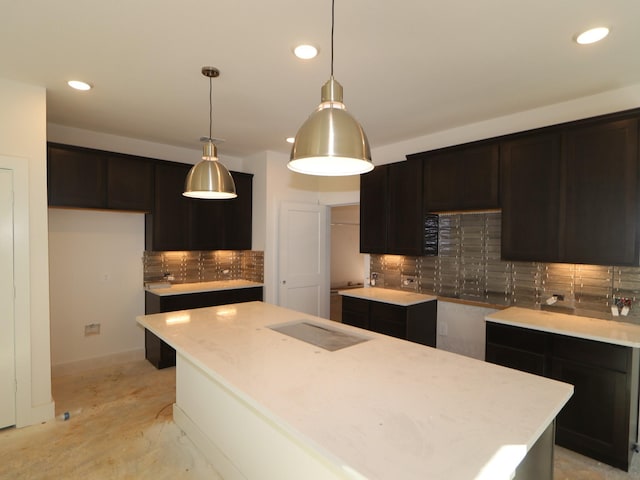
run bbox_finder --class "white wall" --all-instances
[0,78,54,426]
[261,150,321,305]
[330,205,364,287]
[48,209,145,374]
[436,301,499,360]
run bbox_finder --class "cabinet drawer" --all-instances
[552,335,630,373]
[370,302,406,339]
[342,311,369,330]
[342,296,370,315]
[486,322,549,354]
[486,343,549,376]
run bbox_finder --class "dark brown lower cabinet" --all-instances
[486,322,639,471]
[342,296,437,347]
[144,286,263,369]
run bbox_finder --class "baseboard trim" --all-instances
[51,348,145,378]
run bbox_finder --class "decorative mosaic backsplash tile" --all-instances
[371,212,640,325]
[143,250,264,284]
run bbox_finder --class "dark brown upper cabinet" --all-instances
[146,161,253,252]
[48,143,107,209]
[145,161,192,251]
[189,171,253,251]
[561,117,638,265]
[48,143,153,212]
[360,165,389,254]
[409,142,499,212]
[500,132,562,262]
[106,154,153,211]
[500,114,639,266]
[386,160,424,255]
[360,162,424,256]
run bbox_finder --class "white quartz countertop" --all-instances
[138,301,572,480]
[145,279,263,296]
[338,287,437,306]
[485,307,640,348]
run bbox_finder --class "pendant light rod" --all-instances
[330,0,334,77]
[202,66,219,141]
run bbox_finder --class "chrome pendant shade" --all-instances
[183,67,237,199]
[183,141,236,199]
[288,0,373,176]
[288,77,372,176]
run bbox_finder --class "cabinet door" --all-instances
[146,162,192,251]
[189,195,226,250]
[359,166,388,253]
[562,118,639,265]
[107,155,153,211]
[341,296,370,329]
[48,143,107,208]
[387,160,424,255]
[422,142,499,211]
[485,323,551,376]
[500,133,561,262]
[189,171,253,250]
[370,302,406,339]
[222,172,253,250]
[551,357,631,470]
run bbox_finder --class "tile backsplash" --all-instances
[143,250,264,284]
[371,212,640,325]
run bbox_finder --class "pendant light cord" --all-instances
[330,0,335,77]
[208,75,213,140]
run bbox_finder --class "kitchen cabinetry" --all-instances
[146,162,253,251]
[500,115,639,265]
[500,133,562,262]
[360,161,424,255]
[562,117,638,265]
[342,296,436,347]
[387,160,424,255]
[189,171,253,251]
[145,286,263,368]
[48,143,154,211]
[486,322,639,470]
[409,141,499,212]
[145,161,192,251]
[360,165,388,254]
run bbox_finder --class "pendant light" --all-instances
[288,0,373,176]
[183,67,237,199]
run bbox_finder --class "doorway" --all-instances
[329,205,366,322]
[0,168,16,428]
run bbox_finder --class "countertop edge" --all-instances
[145,280,264,296]
[485,307,640,348]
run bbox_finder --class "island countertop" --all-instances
[145,279,263,296]
[338,287,437,306]
[485,306,640,348]
[137,301,572,480]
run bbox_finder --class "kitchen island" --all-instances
[137,301,572,480]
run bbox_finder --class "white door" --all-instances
[0,168,16,428]
[278,202,329,318]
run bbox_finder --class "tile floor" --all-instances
[0,360,638,479]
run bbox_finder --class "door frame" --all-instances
[0,156,32,428]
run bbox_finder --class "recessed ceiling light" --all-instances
[286,137,295,144]
[576,27,610,45]
[67,80,92,91]
[293,44,318,60]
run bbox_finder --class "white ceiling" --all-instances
[2,1,640,159]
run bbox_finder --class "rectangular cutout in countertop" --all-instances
[269,321,370,352]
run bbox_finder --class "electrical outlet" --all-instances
[84,323,101,336]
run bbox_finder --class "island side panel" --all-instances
[174,353,355,480]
